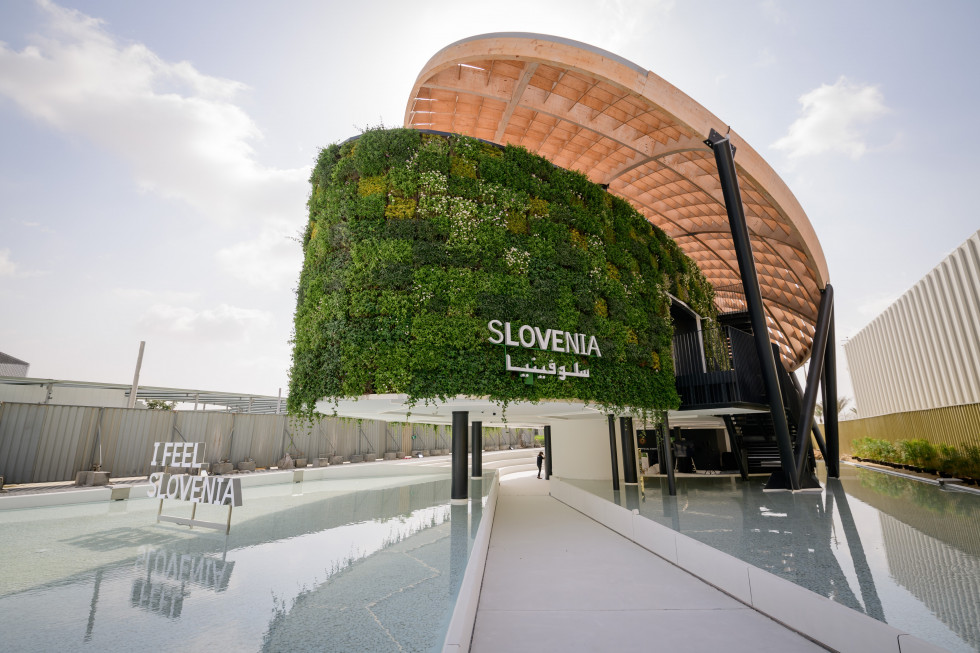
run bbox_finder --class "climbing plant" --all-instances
[288,128,715,417]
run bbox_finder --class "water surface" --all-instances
[0,473,492,652]
[568,464,980,652]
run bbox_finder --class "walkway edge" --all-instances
[441,473,499,653]
[549,478,948,653]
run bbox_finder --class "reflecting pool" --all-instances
[0,472,492,652]
[568,464,980,653]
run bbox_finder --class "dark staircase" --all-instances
[673,284,819,483]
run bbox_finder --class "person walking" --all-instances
[537,451,545,478]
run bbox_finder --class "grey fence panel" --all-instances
[175,412,235,465]
[256,416,288,465]
[100,408,177,477]
[230,414,278,466]
[32,405,100,483]
[0,402,464,483]
[0,403,45,483]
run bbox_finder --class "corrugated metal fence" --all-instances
[0,401,539,484]
[838,402,980,455]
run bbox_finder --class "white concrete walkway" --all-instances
[471,472,827,652]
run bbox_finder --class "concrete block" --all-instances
[330,456,346,465]
[314,458,331,467]
[212,462,234,475]
[383,453,397,460]
[294,457,308,468]
[349,455,364,463]
[110,486,131,501]
[237,461,256,472]
[364,453,377,462]
[396,451,406,458]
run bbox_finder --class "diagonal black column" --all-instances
[607,415,620,492]
[451,411,468,501]
[795,285,834,484]
[705,128,799,490]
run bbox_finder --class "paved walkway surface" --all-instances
[471,472,827,653]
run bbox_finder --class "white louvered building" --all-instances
[844,230,980,418]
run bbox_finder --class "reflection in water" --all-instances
[879,513,980,648]
[128,547,236,621]
[568,465,980,652]
[0,474,494,653]
[826,479,884,621]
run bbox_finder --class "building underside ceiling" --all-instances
[404,33,829,371]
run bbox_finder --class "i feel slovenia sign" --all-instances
[146,442,242,507]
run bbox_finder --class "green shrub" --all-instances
[900,439,939,469]
[964,445,980,479]
[852,438,896,462]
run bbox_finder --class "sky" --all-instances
[1,0,978,409]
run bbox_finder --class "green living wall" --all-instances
[288,128,715,417]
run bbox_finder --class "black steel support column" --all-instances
[660,412,676,496]
[607,415,620,492]
[795,285,834,484]
[620,416,638,484]
[823,309,840,477]
[722,415,749,480]
[471,421,482,479]
[451,411,468,501]
[544,425,552,480]
[706,128,799,490]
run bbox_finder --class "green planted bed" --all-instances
[288,128,714,417]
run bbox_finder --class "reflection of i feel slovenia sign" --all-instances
[146,442,243,507]
[487,320,601,381]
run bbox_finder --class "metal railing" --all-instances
[672,325,766,408]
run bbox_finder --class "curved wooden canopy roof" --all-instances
[404,33,828,371]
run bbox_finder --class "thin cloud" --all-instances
[0,0,307,226]
[0,248,45,279]
[759,0,787,24]
[773,76,889,159]
[136,303,273,343]
[0,249,18,278]
[216,223,302,291]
